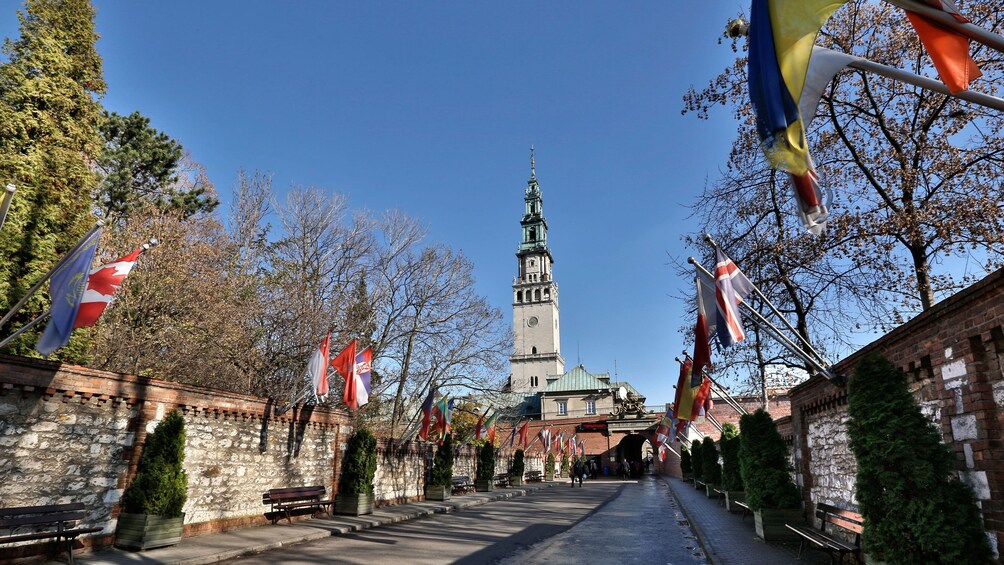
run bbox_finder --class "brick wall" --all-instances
[788,268,1004,557]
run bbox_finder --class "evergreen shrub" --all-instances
[338,427,378,496]
[680,444,692,474]
[847,354,992,564]
[719,423,743,491]
[476,442,495,481]
[430,434,454,488]
[701,436,722,485]
[510,449,525,479]
[560,454,569,477]
[546,453,555,476]
[738,408,800,510]
[121,410,188,517]
[690,439,704,481]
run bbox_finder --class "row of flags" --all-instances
[307,336,373,410]
[748,0,985,234]
[534,425,585,457]
[672,248,753,436]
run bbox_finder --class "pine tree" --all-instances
[848,354,992,564]
[0,0,105,356]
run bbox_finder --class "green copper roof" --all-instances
[542,364,612,394]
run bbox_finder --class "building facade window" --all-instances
[557,400,567,416]
[585,400,596,415]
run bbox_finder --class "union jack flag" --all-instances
[714,247,754,347]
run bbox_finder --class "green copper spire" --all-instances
[519,147,549,256]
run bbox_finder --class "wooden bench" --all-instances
[525,470,543,482]
[694,479,706,491]
[493,473,510,488]
[262,486,334,524]
[451,476,474,494]
[713,488,727,506]
[0,503,102,565]
[785,503,863,564]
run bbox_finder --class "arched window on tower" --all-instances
[531,346,538,355]
[534,289,541,301]
[543,288,550,300]
[516,290,522,303]
[529,227,537,241]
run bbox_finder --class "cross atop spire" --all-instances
[530,145,536,179]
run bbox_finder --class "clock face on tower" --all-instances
[527,316,538,327]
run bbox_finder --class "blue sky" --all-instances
[2,1,746,407]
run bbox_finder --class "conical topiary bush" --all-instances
[476,442,495,491]
[739,408,802,541]
[701,436,722,494]
[116,410,188,550]
[336,427,377,515]
[426,433,454,501]
[847,354,992,564]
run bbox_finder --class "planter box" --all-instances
[705,483,721,498]
[724,491,746,513]
[475,479,494,492]
[510,476,524,487]
[425,485,450,501]
[115,512,185,551]
[545,472,554,481]
[753,508,804,542]
[335,493,374,516]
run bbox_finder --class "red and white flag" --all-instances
[307,333,331,398]
[73,248,142,329]
[330,339,359,408]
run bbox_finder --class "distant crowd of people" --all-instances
[564,455,654,486]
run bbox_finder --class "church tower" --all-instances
[510,148,564,393]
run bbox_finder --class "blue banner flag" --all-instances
[36,229,102,356]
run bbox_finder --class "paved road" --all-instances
[224,478,706,565]
[498,476,707,565]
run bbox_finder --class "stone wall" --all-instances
[0,355,547,562]
[788,268,1004,557]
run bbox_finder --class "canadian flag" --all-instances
[73,248,142,329]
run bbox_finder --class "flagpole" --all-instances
[691,257,833,379]
[0,221,104,332]
[702,235,833,368]
[884,0,1004,54]
[812,47,1004,112]
[0,309,49,349]
[0,184,15,233]
[689,256,833,379]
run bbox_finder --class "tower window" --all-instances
[531,376,539,387]
[544,288,550,299]
[516,290,522,302]
[530,259,535,267]
[531,346,537,355]
[535,289,541,301]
